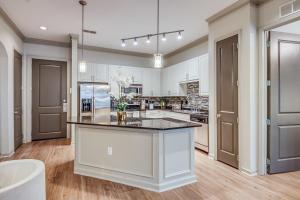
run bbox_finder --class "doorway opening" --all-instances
[267,20,300,174]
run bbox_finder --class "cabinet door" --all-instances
[176,62,188,83]
[188,57,199,81]
[142,68,152,96]
[143,68,161,96]
[152,69,161,96]
[78,62,93,82]
[94,64,109,82]
[161,68,169,96]
[199,54,209,95]
[124,66,142,84]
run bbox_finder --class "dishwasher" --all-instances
[190,112,209,153]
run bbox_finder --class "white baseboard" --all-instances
[0,151,15,159]
[75,165,197,192]
[208,153,215,160]
[240,168,258,176]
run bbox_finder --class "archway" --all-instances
[0,42,9,155]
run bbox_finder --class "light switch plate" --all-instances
[107,146,112,155]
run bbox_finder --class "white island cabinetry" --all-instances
[69,117,199,192]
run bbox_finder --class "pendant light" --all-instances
[79,0,87,73]
[154,0,163,68]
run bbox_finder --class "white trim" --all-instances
[0,151,14,158]
[75,165,197,193]
[240,167,258,176]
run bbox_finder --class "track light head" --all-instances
[121,40,126,47]
[162,34,166,42]
[133,38,138,46]
[177,32,182,40]
[146,35,151,44]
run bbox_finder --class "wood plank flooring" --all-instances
[1,139,300,200]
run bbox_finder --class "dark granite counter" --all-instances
[67,115,201,131]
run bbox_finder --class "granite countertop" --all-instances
[67,115,201,131]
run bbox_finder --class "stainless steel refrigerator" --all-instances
[78,82,111,117]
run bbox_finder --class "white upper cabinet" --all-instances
[199,54,209,95]
[78,63,93,82]
[78,63,109,82]
[188,57,199,81]
[142,68,161,96]
[126,66,143,84]
[94,64,109,82]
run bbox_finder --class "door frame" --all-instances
[211,30,242,170]
[24,55,71,143]
[258,16,300,175]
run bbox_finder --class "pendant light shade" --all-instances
[79,0,87,73]
[154,53,163,68]
[79,60,87,73]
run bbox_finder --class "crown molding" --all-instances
[0,6,25,40]
[165,35,208,58]
[78,44,153,58]
[24,37,71,48]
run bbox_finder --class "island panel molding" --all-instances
[73,123,197,192]
[76,126,155,178]
[163,130,193,179]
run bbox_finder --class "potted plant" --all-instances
[116,101,128,121]
[112,70,133,121]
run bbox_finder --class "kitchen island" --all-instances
[67,115,201,192]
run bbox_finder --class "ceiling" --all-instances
[0,0,238,54]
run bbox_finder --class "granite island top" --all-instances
[67,115,201,131]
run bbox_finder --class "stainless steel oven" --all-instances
[122,84,143,96]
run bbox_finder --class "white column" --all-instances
[70,34,79,144]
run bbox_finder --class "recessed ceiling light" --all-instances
[40,26,47,31]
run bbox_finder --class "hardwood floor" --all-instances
[1,139,300,200]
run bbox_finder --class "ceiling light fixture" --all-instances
[133,38,138,46]
[121,39,126,47]
[120,0,184,68]
[79,0,87,73]
[162,33,166,42]
[177,32,182,40]
[146,35,151,44]
[40,26,47,31]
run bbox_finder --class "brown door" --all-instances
[32,59,67,140]
[14,50,23,150]
[268,31,300,174]
[216,35,239,168]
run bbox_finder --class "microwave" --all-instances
[122,84,143,96]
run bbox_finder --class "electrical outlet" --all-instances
[107,146,112,156]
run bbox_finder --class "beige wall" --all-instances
[0,14,23,155]
[259,0,300,29]
[79,49,153,68]
[208,2,259,176]
[164,41,208,67]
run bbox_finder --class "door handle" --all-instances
[14,111,18,114]
[216,114,221,118]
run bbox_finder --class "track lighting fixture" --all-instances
[120,0,184,68]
